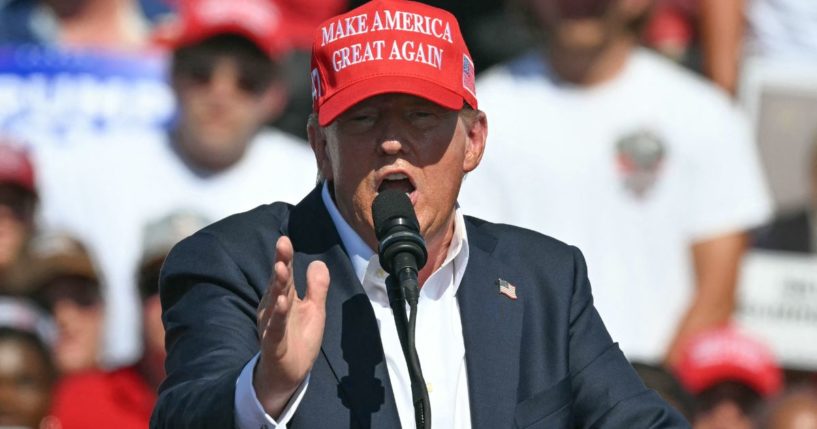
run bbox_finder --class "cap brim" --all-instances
[172,25,278,59]
[317,75,464,126]
[0,178,36,196]
[29,256,98,290]
[681,363,780,397]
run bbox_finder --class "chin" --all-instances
[555,21,607,50]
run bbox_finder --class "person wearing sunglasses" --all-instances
[30,0,318,367]
[163,0,291,175]
[25,231,104,376]
[44,211,212,429]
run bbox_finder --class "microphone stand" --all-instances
[386,274,431,429]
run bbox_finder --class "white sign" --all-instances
[738,57,817,211]
[736,250,817,369]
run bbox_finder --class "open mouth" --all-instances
[377,173,417,203]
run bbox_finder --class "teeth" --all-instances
[384,173,408,181]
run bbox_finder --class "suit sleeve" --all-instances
[150,231,263,428]
[566,247,691,428]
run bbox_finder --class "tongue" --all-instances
[379,179,413,194]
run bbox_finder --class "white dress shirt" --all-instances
[235,183,473,428]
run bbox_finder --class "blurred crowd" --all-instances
[0,0,815,427]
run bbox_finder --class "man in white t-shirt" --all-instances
[461,0,771,366]
[34,0,317,365]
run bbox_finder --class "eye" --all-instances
[337,109,378,134]
[339,106,377,122]
[14,373,43,390]
[350,113,376,122]
[410,110,434,118]
[408,109,441,128]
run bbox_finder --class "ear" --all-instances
[307,118,334,181]
[462,110,488,173]
[257,82,289,123]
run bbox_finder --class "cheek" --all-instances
[18,385,51,415]
[324,143,369,184]
[88,311,104,334]
[71,309,103,340]
[333,169,372,210]
[177,88,202,112]
[317,143,341,187]
[233,97,265,123]
[0,217,27,243]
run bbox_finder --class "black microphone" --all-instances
[371,189,431,429]
[372,189,428,304]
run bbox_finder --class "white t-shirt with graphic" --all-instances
[460,48,772,363]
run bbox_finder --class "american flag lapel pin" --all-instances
[497,279,518,300]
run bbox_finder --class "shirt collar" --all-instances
[320,181,469,291]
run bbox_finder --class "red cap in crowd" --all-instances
[675,326,783,397]
[310,0,478,126]
[0,142,36,195]
[156,0,288,59]
[275,0,348,50]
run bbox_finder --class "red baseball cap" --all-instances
[310,0,478,126]
[275,0,348,50]
[156,0,288,59]
[0,142,36,194]
[674,326,782,397]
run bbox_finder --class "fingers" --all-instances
[305,261,330,308]
[275,235,294,267]
[261,237,330,340]
[256,237,329,390]
[260,236,297,349]
[269,236,295,300]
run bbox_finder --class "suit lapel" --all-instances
[285,187,400,428]
[458,218,525,428]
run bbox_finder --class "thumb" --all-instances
[305,260,330,307]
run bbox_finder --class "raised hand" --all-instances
[253,235,330,417]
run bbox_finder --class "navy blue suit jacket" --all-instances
[151,187,688,428]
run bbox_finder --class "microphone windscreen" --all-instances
[372,190,418,241]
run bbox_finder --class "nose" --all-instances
[379,138,403,156]
[377,114,410,156]
[53,299,83,330]
[208,63,241,96]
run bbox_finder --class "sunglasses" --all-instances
[37,276,101,312]
[0,185,36,221]
[695,381,763,416]
[177,54,274,94]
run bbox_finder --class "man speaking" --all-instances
[151,1,688,427]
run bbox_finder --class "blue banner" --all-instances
[0,44,175,148]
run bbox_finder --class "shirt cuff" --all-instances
[234,353,310,429]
